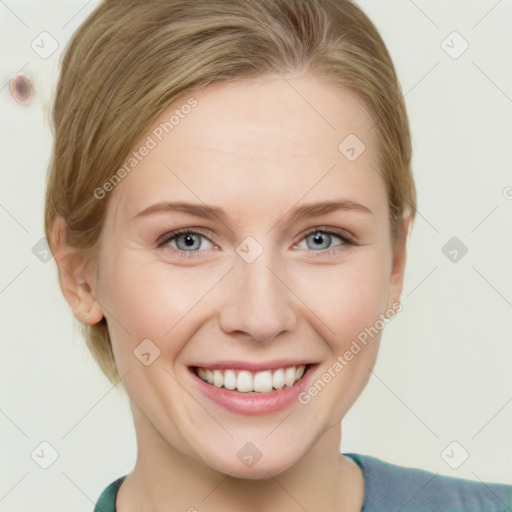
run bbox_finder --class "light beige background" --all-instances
[1,1,510,510]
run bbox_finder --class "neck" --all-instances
[118,403,364,512]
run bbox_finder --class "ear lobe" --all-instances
[50,217,104,325]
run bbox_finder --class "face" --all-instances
[91,74,406,478]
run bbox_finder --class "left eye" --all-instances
[296,230,347,251]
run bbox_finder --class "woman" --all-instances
[44,0,511,510]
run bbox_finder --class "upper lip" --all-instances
[190,360,317,371]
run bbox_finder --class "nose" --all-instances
[218,250,297,343]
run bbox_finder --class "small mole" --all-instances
[9,74,33,105]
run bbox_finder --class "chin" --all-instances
[196,427,321,481]
[205,452,299,480]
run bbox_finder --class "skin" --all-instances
[54,74,411,511]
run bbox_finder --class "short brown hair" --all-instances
[45,0,416,384]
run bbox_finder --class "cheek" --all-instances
[95,252,227,367]
[293,252,392,348]
[293,264,390,421]
[295,251,393,417]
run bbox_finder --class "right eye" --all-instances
[156,228,217,257]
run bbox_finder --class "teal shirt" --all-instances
[94,453,512,511]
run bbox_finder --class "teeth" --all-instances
[272,368,285,390]
[224,369,237,390]
[213,370,223,388]
[284,366,296,387]
[253,370,273,393]
[195,365,307,392]
[237,370,253,393]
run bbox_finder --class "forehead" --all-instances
[106,75,387,225]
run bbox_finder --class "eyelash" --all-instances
[156,227,360,259]
[156,228,217,259]
[297,227,360,256]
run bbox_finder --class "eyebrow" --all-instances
[133,199,373,223]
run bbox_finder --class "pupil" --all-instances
[184,235,195,246]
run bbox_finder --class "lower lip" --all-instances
[189,366,316,416]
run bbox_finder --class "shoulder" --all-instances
[345,452,512,512]
[94,475,127,512]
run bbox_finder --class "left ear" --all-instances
[386,213,413,310]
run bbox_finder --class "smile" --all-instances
[189,362,316,415]
[194,365,307,393]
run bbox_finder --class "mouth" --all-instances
[188,362,316,415]
[192,364,309,393]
